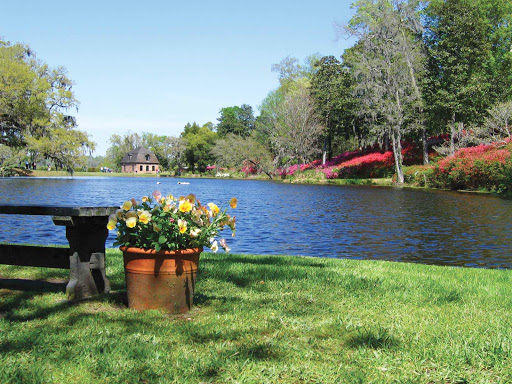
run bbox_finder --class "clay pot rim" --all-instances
[120,246,203,256]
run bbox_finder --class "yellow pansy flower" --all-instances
[107,214,117,230]
[179,199,193,213]
[230,197,238,209]
[207,203,220,217]
[178,219,187,234]
[122,200,132,211]
[138,210,152,224]
[126,216,137,228]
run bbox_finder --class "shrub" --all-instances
[403,165,436,187]
[429,140,512,192]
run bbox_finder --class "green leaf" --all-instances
[154,243,161,252]
[158,235,167,244]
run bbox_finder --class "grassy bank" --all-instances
[27,170,158,178]
[1,251,511,383]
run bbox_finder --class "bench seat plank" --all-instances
[0,205,117,217]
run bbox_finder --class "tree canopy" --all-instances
[216,105,255,137]
[0,40,94,170]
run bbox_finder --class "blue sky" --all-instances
[1,0,356,155]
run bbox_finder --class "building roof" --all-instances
[120,147,159,165]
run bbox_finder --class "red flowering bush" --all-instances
[431,140,512,192]
[241,165,257,176]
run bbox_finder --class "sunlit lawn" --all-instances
[1,250,511,383]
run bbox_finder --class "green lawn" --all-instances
[1,250,511,383]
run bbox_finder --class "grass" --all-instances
[27,170,159,178]
[1,251,511,383]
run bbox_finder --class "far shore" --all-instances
[12,168,395,185]
[7,169,503,197]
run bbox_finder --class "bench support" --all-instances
[55,216,111,300]
[0,205,117,302]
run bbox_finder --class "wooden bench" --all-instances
[0,205,118,301]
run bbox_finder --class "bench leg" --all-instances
[65,218,111,301]
[67,252,111,301]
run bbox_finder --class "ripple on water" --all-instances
[0,177,511,268]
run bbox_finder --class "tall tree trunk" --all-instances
[322,137,327,165]
[450,113,456,156]
[393,90,404,184]
[402,32,427,164]
[392,127,404,184]
[422,128,429,165]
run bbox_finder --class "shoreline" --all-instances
[7,169,507,198]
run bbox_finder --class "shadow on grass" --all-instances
[1,253,325,322]
[347,326,400,350]
[0,278,66,292]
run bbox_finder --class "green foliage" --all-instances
[211,133,274,177]
[311,56,357,160]
[0,40,94,171]
[270,54,320,92]
[216,104,255,138]
[181,122,218,172]
[344,0,426,183]
[424,0,512,128]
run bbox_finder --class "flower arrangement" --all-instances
[107,190,237,252]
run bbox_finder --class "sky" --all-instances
[1,0,356,156]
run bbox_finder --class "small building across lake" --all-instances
[121,147,160,174]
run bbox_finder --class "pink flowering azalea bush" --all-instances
[278,148,396,179]
[107,191,237,252]
[406,139,512,192]
[435,141,512,191]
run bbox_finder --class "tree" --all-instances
[271,84,323,166]
[26,128,94,172]
[0,40,94,170]
[161,136,187,174]
[485,101,512,139]
[424,0,512,154]
[181,123,218,172]
[310,56,357,163]
[271,54,321,93]
[255,89,284,152]
[105,132,142,170]
[141,132,168,169]
[211,133,274,178]
[216,105,255,137]
[343,0,426,183]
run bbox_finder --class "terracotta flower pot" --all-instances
[120,246,202,313]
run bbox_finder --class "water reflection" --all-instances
[0,177,511,269]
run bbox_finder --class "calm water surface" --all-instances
[1,177,511,269]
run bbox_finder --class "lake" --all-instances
[1,176,511,269]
